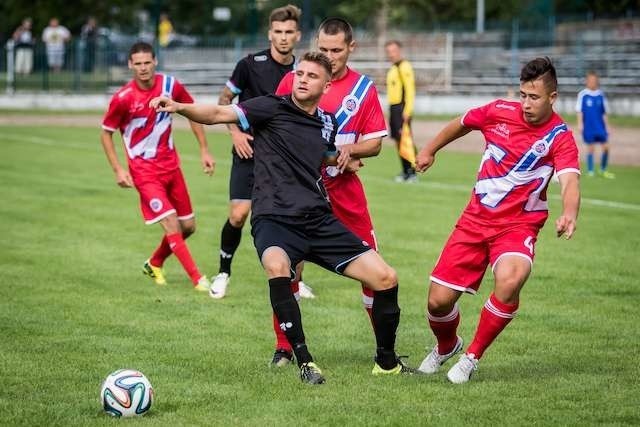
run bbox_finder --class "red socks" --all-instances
[166,233,202,284]
[428,304,461,355]
[467,293,518,359]
[149,235,172,268]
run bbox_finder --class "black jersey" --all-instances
[226,49,295,102]
[232,95,338,218]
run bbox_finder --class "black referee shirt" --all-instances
[233,95,338,218]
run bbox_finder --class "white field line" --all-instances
[4,133,640,212]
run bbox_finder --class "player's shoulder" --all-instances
[112,80,136,101]
[245,49,272,65]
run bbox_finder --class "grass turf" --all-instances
[0,124,638,426]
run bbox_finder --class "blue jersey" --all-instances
[576,88,609,142]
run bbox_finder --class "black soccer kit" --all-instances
[231,94,373,274]
[225,49,295,200]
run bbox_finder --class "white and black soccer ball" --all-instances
[100,369,154,417]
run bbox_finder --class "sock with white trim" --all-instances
[467,293,519,359]
[428,303,461,355]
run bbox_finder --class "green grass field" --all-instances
[1,124,639,426]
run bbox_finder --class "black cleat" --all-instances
[271,348,294,367]
[299,362,325,384]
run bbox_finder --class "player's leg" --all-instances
[448,228,535,384]
[211,156,253,298]
[254,217,324,384]
[599,141,614,178]
[341,250,414,374]
[585,139,596,176]
[389,104,406,181]
[419,225,487,374]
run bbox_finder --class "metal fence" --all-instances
[3,18,640,98]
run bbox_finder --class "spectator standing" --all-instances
[42,17,71,72]
[13,18,34,75]
[81,17,98,72]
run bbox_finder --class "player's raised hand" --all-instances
[230,130,254,159]
[555,215,577,239]
[115,168,133,188]
[149,96,178,112]
[336,145,354,173]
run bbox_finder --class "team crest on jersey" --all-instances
[531,139,549,157]
[342,95,360,115]
[490,123,510,138]
[149,198,163,213]
[254,55,268,62]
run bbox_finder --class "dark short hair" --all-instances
[129,42,155,59]
[520,57,557,92]
[318,17,353,45]
[270,4,301,27]
[300,51,332,78]
[385,40,402,48]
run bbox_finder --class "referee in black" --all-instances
[151,52,416,385]
[210,4,302,299]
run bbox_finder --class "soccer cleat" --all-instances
[298,281,316,299]
[587,171,595,177]
[299,362,325,384]
[372,357,419,375]
[142,260,167,286]
[418,336,464,374]
[194,276,210,292]
[209,272,230,299]
[600,170,615,179]
[405,174,418,183]
[447,353,479,384]
[271,348,294,367]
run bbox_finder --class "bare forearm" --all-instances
[348,138,382,159]
[219,87,240,133]
[100,131,124,172]
[561,175,581,220]
[421,116,470,156]
[189,121,209,150]
[176,102,232,125]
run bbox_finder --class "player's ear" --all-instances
[348,40,356,53]
[295,29,301,43]
[323,80,331,95]
[127,59,132,70]
[549,90,558,106]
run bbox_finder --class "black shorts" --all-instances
[251,214,372,276]
[229,153,254,201]
[389,103,405,141]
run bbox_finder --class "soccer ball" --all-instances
[100,369,154,417]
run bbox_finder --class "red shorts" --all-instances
[326,173,377,250]
[431,218,539,294]
[134,169,193,225]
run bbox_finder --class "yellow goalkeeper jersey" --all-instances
[386,59,415,117]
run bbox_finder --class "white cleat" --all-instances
[418,336,463,374]
[298,281,316,299]
[209,272,230,299]
[447,353,479,384]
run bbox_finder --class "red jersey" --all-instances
[276,68,387,242]
[102,74,194,180]
[460,99,580,229]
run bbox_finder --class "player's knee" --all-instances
[229,210,249,227]
[261,248,291,277]
[181,223,196,237]
[377,265,398,289]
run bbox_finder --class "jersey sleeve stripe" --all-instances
[226,80,242,95]
[231,104,250,130]
[555,167,581,176]
[360,130,388,141]
[102,124,117,132]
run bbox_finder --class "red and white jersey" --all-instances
[460,99,580,229]
[276,67,387,241]
[102,74,194,180]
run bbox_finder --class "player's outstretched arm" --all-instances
[149,96,238,125]
[416,116,471,173]
[555,172,580,239]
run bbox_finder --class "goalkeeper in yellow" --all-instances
[385,40,417,182]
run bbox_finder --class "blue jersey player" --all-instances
[576,71,613,178]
